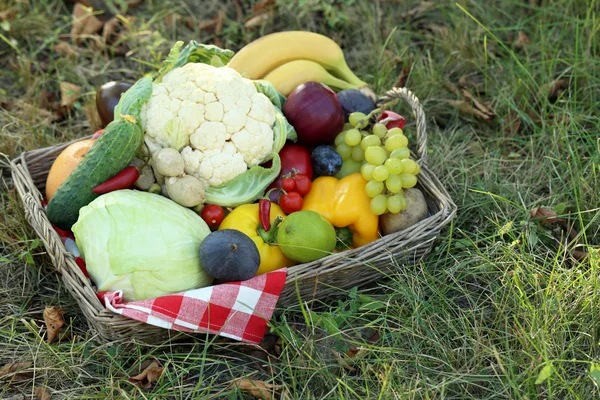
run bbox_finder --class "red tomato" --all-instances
[281,177,296,192]
[279,192,303,214]
[292,174,311,197]
[201,204,225,228]
[267,144,313,202]
[92,129,104,139]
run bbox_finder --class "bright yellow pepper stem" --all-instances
[301,172,380,247]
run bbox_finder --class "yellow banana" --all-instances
[227,31,367,87]
[262,60,359,96]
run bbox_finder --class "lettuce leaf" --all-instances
[205,153,281,207]
[154,40,235,82]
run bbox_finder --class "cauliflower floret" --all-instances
[231,118,274,167]
[199,150,247,187]
[140,63,278,190]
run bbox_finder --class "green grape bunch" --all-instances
[334,111,421,216]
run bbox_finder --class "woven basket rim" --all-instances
[4,86,458,343]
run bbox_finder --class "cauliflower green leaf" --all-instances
[205,153,281,207]
[155,40,234,82]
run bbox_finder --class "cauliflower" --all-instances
[140,63,277,188]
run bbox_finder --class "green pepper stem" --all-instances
[257,216,283,245]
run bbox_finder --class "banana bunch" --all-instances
[228,31,372,98]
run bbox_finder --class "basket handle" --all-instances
[377,87,428,165]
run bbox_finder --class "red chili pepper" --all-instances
[259,198,271,231]
[92,166,139,194]
[279,191,303,214]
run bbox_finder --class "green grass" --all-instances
[1,0,599,398]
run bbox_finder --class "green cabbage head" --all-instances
[72,190,213,301]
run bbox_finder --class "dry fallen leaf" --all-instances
[228,378,282,400]
[393,65,411,89]
[233,0,244,22]
[59,82,82,109]
[400,1,435,20]
[43,306,66,343]
[0,362,33,381]
[245,0,275,29]
[127,0,144,8]
[102,15,134,44]
[53,41,79,57]
[530,207,587,260]
[127,360,164,389]
[70,4,104,44]
[513,31,530,50]
[530,207,560,225]
[331,349,357,372]
[447,100,494,121]
[539,79,568,102]
[0,8,17,22]
[504,109,522,136]
[34,387,51,400]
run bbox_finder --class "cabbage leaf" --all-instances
[72,190,213,302]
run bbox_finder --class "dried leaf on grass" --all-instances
[53,41,79,57]
[233,0,244,22]
[70,4,104,44]
[331,349,357,372]
[43,306,66,343]
[393,65,411,88]
[513,31,531,50]
[245,0,275,29]
[0,8,17,22]
[34,387,51,400]
[447,100,495,121]
[503,110,523,136]
[127,0,144,8]
[0,363,33,381]
[530,207,588,260]
[228,378,282,400]
[445,80,495,121]
[399,1,435,20]
[539,79,568,102]
[102,15,135,44]
[127,360,164,389]
[59,82,81,109]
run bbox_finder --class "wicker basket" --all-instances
[7,87,456,344]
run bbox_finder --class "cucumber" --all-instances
[46,118,143,230]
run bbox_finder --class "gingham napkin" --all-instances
[49,219,287,344]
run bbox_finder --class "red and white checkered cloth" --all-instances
[47,211,288,344]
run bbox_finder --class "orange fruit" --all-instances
[45,139,95,200]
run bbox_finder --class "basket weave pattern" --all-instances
[8,87,456,344]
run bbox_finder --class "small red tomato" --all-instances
[281,176,296,192]
[92,129,104,139]
[201,204,225,228]
[279,192,303,214]
[292,174,312,197]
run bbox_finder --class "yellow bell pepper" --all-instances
[219,203,296,275]
[302,173,379,247]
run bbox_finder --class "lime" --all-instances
[276,211,336,262]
